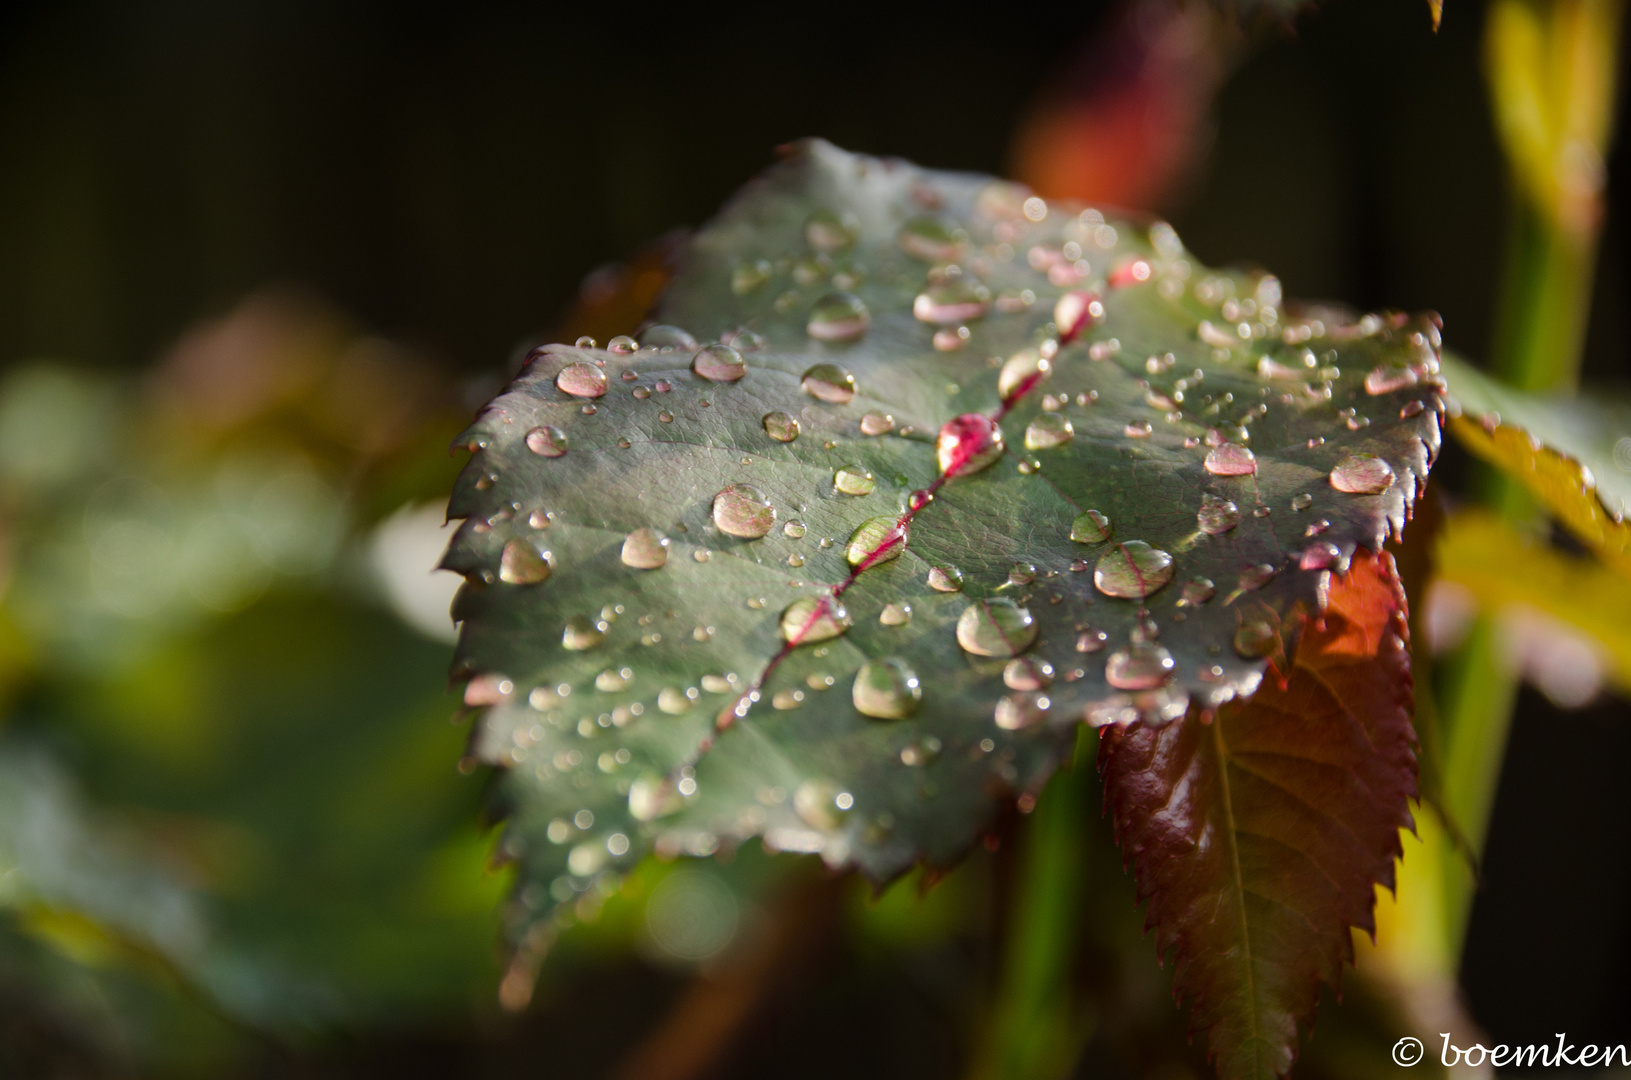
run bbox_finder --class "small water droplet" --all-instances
[852,658,922,719]
[1299,542,1343,571]
[658,409,674,423]
[807,293,871,342]
[1003,657,1054,691]
[927,565,964,592]
[642,325,698,349]
[1124,420,1153,438]
[1025,413,1074,450]
[1076,627,1108,653]
[1329,453,1395,494]
[1070,509,1111,544]
[1364,365,1419,395]
[879,602,912,626]
[657,687,694,714]
[762,411,800,442]
[1239,563,1277,591]
[1233,621,1277,658]
[1197,495,1240,535]
[1305,518,1331,537]
[1094,541,1175,599]
[793,779,851,830]
[712,484,776,538]
[936,414,1005,476]
[833,465,875,496]
[1105,642,1175,690]
[1204,444,1257,476]
[898,216,968,262]
[1054,290,1104,341]
[632,386,651,400]
[998,349,1050,399]
[782,521,807,539]
[933,326,971,351]
[806,208,859,252]
[956,599,1039,657]
[860,411,895,436]
[846,516,906,566]
[1178,578,1216,606]
[500,539,552,584]
[692,343,746,382]
[607,334,639,354]
[909,489,934,510]
[1290,493,1313,511]
[526,425,569,457]
[563,618,604,651]
[780,597,852,644]
[528,509,550,529]
[801,362,858,403]
[621,528,670,569]
[994,692,1050,731]
[733,260,773,294]
[913,279,991,325]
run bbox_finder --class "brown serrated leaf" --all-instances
[1099,548,1417,1080]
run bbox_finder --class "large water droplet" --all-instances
[955,599,1038,658]
[805,208,859,252]
[807,293,871,342]
[1197,495,1240,535]
[927,565,964,592]
[1094,541,1175,599]
[913,280,991,325]
[526,425,569,457]
[1329,454,1395,494]
[780,597,851,644]
[898,216,968,262]
[846,516,906,567]
[556,362,607,398]
[692,344,746,382]
[1233,620,1277,658]
[1070,510,1111,544]
[994,692,1050,731]
[642,325,698,349]
[712,484,776,538]
[621,528,670,569]
[1025,413,1074,450]
[563,618,604,651]
[763,411,800,442]
[1105,642,1175,690]
[852,658,922,720]
[879,602,912,626]
[833,465,875,496]
[997,350,1050,399]
[500,539,552,584]
[1204,444,1257,476]
[1003,657,1054,691]
[936,414,1004,476]
[801,363,858,403]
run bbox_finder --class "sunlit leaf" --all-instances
[1440,352,1631,578]
[1099,549,1417,1080]
[443,141,1441,998]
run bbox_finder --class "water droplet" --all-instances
[642,325,698,349]
[1233,621,1277,658]
[1364,365,1419,395]
[1299,542,1343,571]
[860,411,895,436]
[563,618,604,651]
[898,216,968,262]
[658,410,674,423]
[1124,420,1153,438]
[806,208,859,252]
[526,425,569,457]
[782,521,807,539]
[607,334,639,354]
[1400,399,1426,419]
[846,516,906,566]
[794,779,851,830]
[1329,453,1395,494]
[852,658,922,719]
[1204,444,1257,476]
[1070,509,1111,544]
[1006,562,1036,587]
[1076,627,1108,653]
[733,260,773,294]
[1239,563,1276,591]
[712,484,776,538]
[780,597,851,645]
[858,601,908,636]
[994,692,1050,731]
[909,490,934,510]
[1094,541,1175,599]
[834,465,875,496]
[556,362,607,398]
[955,599,1039,657]
[913,280,991,325]
[1054,290,1103,341]
[692,343,746,382]
[621,528,670,569]
[1003,657,1054,691]
[1290,493,1313,511]
[1025,413,1074,450]
[632,386,651,400]
[933,326,971,351]
[1197,495,1240,535]
[657,687,694,714]
[936,414,1005,476]
[762,411,800,442]
[500,539,552,584]
[927,565,964,592]
[807,293,871,342]
[998,350,1050,399]
[1105,642,1175,690]
[801,362,858,403]
[1178,578,1216,606]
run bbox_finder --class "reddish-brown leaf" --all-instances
[1099,549,1417,1080]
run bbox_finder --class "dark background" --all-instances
[2,0,1627,1061]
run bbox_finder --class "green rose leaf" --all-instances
[442,141,1441,1003]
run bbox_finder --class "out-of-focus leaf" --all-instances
[445,139,1442,1002]
[1440,352,1631,578]
[1099,549,1417,1080]
[1433,509,1631,693]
